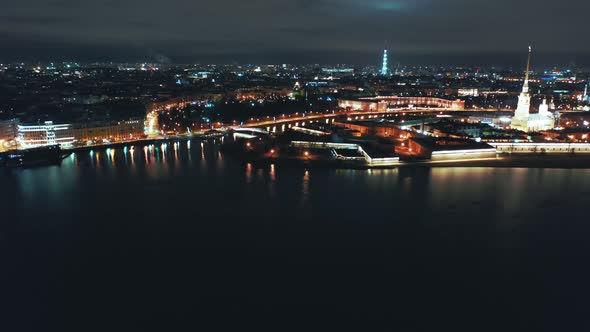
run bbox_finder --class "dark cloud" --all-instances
[294,0,318,9]
[1,0,589,64]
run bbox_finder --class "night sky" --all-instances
[2,0,589,65]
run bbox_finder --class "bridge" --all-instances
[236,109,505,133]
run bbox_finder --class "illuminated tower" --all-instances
[511,46,554,132]
[381,50,389,75]
[511,46,532,129]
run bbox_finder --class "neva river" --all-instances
[2,139,590,331]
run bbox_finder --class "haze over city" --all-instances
[3,0,590,65]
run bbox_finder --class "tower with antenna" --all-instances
[381,50,389,76]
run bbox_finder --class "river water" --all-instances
[2,139,590,331]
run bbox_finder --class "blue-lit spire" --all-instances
[381,50,389,75]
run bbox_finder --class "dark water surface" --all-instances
[2,139,590,331]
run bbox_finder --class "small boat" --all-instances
[0,145,64,168]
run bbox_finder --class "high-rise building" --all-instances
[381,50,389,76]
[511,46,555,132]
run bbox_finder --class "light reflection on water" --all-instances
[5,138,590,331]
[4,139,590,228]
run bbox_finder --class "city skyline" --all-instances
[3,51,590,69]
[4,2,590,331]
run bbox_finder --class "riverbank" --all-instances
[412,154,590,169]
[62,132,226,153]
[234,153,590,169]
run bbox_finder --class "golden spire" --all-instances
[525,45,532,83]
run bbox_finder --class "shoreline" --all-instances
[233,154,590,170]
[6,137,590,170]
[61,134,222,153]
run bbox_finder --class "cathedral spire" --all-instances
[521,46,532,94]
[525,46,532,83]
[512,45,533,128]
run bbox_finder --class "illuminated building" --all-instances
[512,47,533,123]
[18,119,145,148]
[335,120,417,139]
[0,119,19,152]
[381,50,389,75]
[458,88,479,97]
[291,81,306,101]
[18,121,74,148]
[321,68,354,76]
[511,46,555,132]
[339,96,465,111]
[146,111,160,137]
[235,87,292,100]
[408,137,497,161]
[69,119,145,144]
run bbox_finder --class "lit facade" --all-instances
[339,96,465,111]
[146,111,159,137]
[18,121,74,148]
[18,119,145,148]
[70,119,145,144]
[408,138,497,161]
[511,47,555,132]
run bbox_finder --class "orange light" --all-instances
[246,142,251,147]
[270,149,275,154]
[304,151,309,157]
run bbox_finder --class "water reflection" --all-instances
[270,164,276,182]
[246,163,252,183]
[174,142,179,161]
[301,169,310,206]
[130,146,135,165]
[9,139,590,232]
[162,143,167,163]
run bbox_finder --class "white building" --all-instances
[511,46,555,132]
[18,121,74,148]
